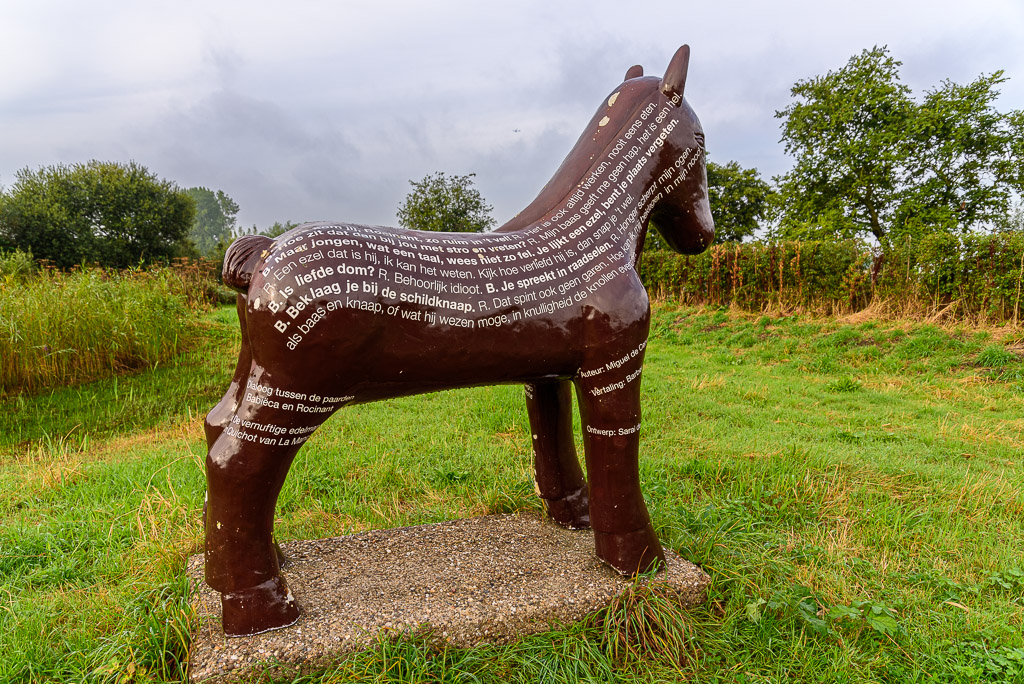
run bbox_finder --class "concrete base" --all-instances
[187,513,709,683]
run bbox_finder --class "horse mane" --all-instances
[496,76,663,232]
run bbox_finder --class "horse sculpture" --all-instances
[205,44,714,636]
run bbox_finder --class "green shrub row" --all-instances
[0,255,221,396]
[639,232,1024,321]
[640,240,871,311]
[886,231,1024,320]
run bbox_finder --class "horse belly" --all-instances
[246,304,583,404]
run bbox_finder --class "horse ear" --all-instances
[624,64,643,80]
[660,45,690,105]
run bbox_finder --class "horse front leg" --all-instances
[573,351,665,575]
[525,380,589,529]
[205,400,326,636]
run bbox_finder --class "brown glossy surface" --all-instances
[205,44,713,637]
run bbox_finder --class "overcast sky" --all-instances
[3,1,1023,231]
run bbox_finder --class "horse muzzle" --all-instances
[649,201,715,255]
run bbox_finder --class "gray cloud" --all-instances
[3,0,1024,231]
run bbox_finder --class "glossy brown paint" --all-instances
[204,44,714,636]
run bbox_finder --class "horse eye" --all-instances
[694,131,706,150]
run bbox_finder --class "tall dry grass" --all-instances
[0,256,219,396]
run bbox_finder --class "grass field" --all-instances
[2,301,1023,682]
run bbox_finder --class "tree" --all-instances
[0,160,194,268]
[646,160,772,249]
[215,222,300,272]
[396,172,495,233]
[237,220,300,238]
[259,221,299,238]
[186,187,239,256]
[774,47,914,243]
[899,73,1024,235]
[773,46,1024,246]
[706,161,774,242]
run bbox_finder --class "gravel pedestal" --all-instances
[187,513,709,683]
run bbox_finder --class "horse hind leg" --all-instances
[202,296,290,567]
[205,295,252,449]
[525,380,589,528]
[204,397,331,636]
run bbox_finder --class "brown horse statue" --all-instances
[205,44,714,636]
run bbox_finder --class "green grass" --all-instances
[2,302,1023,682]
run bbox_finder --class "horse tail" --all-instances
[222,234,273,293]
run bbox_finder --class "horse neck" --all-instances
[508,151,667,270]
[496,78,663,236]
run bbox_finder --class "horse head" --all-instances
[645,45,715,255]
[497,45,715,257]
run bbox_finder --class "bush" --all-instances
[639,240,872,311]
[0,160,195,269]
[903,232,1024,319]
[0,249,37,284]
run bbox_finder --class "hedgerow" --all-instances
[640,233,1024,322]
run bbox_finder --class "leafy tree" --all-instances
[236,220,300,239]
[774,47,914,243]
[899,74,1024,235]
[0,160,194,268]
[707,161,774,243]
[212,221,300,274]
[774,46,1024,246]
[396,172,495,233]
[186,187,239,256]
[259,221,299,238]
[646,160,772,249]
[995,203,1024,233]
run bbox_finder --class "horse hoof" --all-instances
[594,525,666,576]
[543,486,590,529]
[221,575,300,637]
